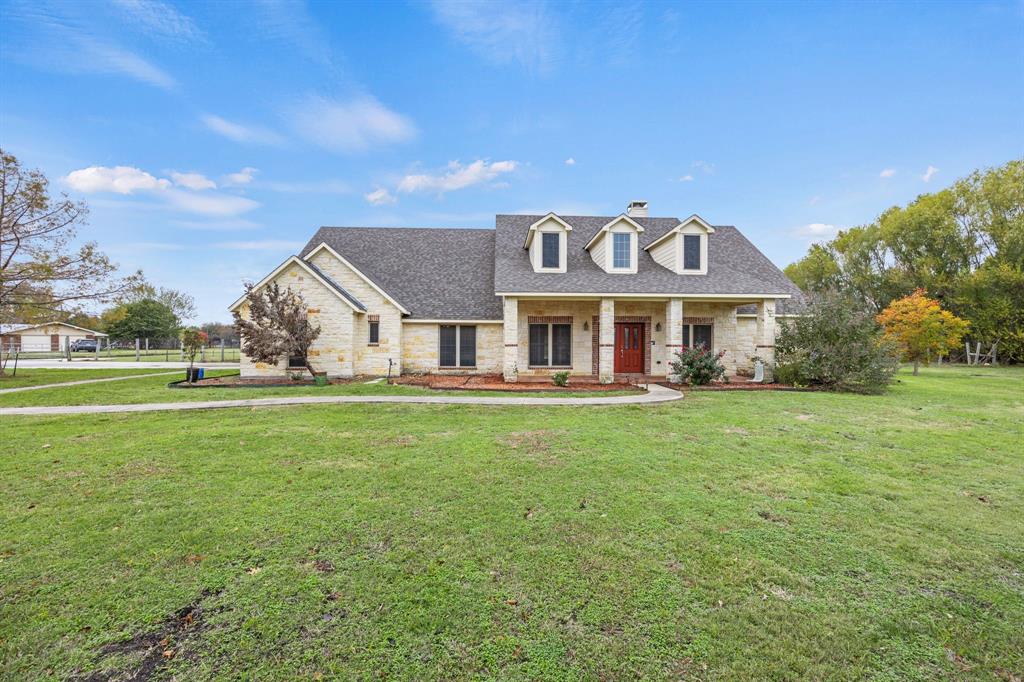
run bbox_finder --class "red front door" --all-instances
[50,334,60,351]
[614,323,644,373]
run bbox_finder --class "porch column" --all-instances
[665,298,683,379]
[755,299,776,382]
[598,298,615,383]
[502,296,518,382]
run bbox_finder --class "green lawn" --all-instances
[0,371,640,407]
[1,365,1021,680]
[0,367,179,390]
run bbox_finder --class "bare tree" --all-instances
[232,282,321,375]
[0,149,139,321]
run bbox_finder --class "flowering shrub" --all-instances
[552,371,570,387]
[670,346,728,386]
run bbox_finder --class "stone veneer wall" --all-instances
[307,250,405,376]
[238,260,356,377]
[516,300,598,376]
[401,322,503,374]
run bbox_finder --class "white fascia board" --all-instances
[402,319,503,324]
[228,255,362,313]
[524,213,573,248]
[495,292,792,300]
[644,214,715,251]
[584,214,645,251]
[303,242,412,315]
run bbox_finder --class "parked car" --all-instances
[70,339,99,352]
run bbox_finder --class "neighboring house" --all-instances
[230,201,803,382]
[0,322,108,352]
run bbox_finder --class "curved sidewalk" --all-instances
[0,383,682,416]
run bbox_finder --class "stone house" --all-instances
[230,202,803,382]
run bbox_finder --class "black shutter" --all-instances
[459,326,476,367]
[683,235,701,270]
[542,233,559,268]
[682,325,690,348]
[439,325,457,367]
[529,324,548,366]
[551,324,571,366]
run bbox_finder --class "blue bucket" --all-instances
[197,367,205,380]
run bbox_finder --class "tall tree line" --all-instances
[785,159,1023,362]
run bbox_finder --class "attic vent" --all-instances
[627,200,648,218]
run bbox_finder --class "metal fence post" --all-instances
[180,340,184,362]
[220,339,225,362]
[135,338,140,361]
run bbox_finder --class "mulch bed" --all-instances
[394,374,641,393]
[169,374,362,388]
[655,380,808,392]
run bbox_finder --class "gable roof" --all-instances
[228,255,366,312]
[0,321,107,336]
[299,227,503,320]
[494,214,803,298]
[583,214,646,250]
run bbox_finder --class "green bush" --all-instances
[670,347,728,386]
[775,293,900,394]
[552,371,570,387]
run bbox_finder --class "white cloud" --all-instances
[164,190,258,216]
[679,174,694,182]
[692,160,715,175]
[365,188,397,205]
[223,167,259,186]
[922,165,939,182]
[398,160,517,195]
[65,166,170,194]
[289,95,416,153]
[85,40,177,90]
[792,223,841,243]
[111,0,203,42]
[201,115,284,145]
[214,240,304,251]
[879,168,896,178]
[171,171,216,191]
[261,179,350,194]
[66,164,259,216]
[564,157,576,166]
[429,0,558,72]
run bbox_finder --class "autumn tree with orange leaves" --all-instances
[877,290,970,375]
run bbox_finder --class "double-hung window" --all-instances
[529,323,572,367]
[541,232,560,269]
[683,234,702,271]
[682,323,713,350]
[612,233,631,269]
[439,325,476,367]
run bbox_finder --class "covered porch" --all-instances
[501,295,778,383]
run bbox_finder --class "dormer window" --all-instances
[612,233,631,269]
[584,214,643,274]
[525,213,572,273]
[644,214,714,275]
[683,234,701,270]
[542,232,560,268]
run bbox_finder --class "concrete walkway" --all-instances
[11,360,238,370]
[0,371,181,395]
[0,383,682,416]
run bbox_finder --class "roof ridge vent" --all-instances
[627,200,648,218]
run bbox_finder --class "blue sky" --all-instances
[2,0,1022,322]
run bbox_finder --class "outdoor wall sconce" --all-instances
[582,321,589,331]
[655,322,662,332]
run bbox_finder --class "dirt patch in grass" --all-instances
[396,373,639,392]
[73,589,221,681]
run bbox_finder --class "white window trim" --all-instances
[439,324,476,368]
[610,232,634,272]
[679,231,708,275]
[528,322,572,368]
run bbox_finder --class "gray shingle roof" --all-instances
[300,227,502,320]
[296,216,803,320]
[494,214,804,298]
